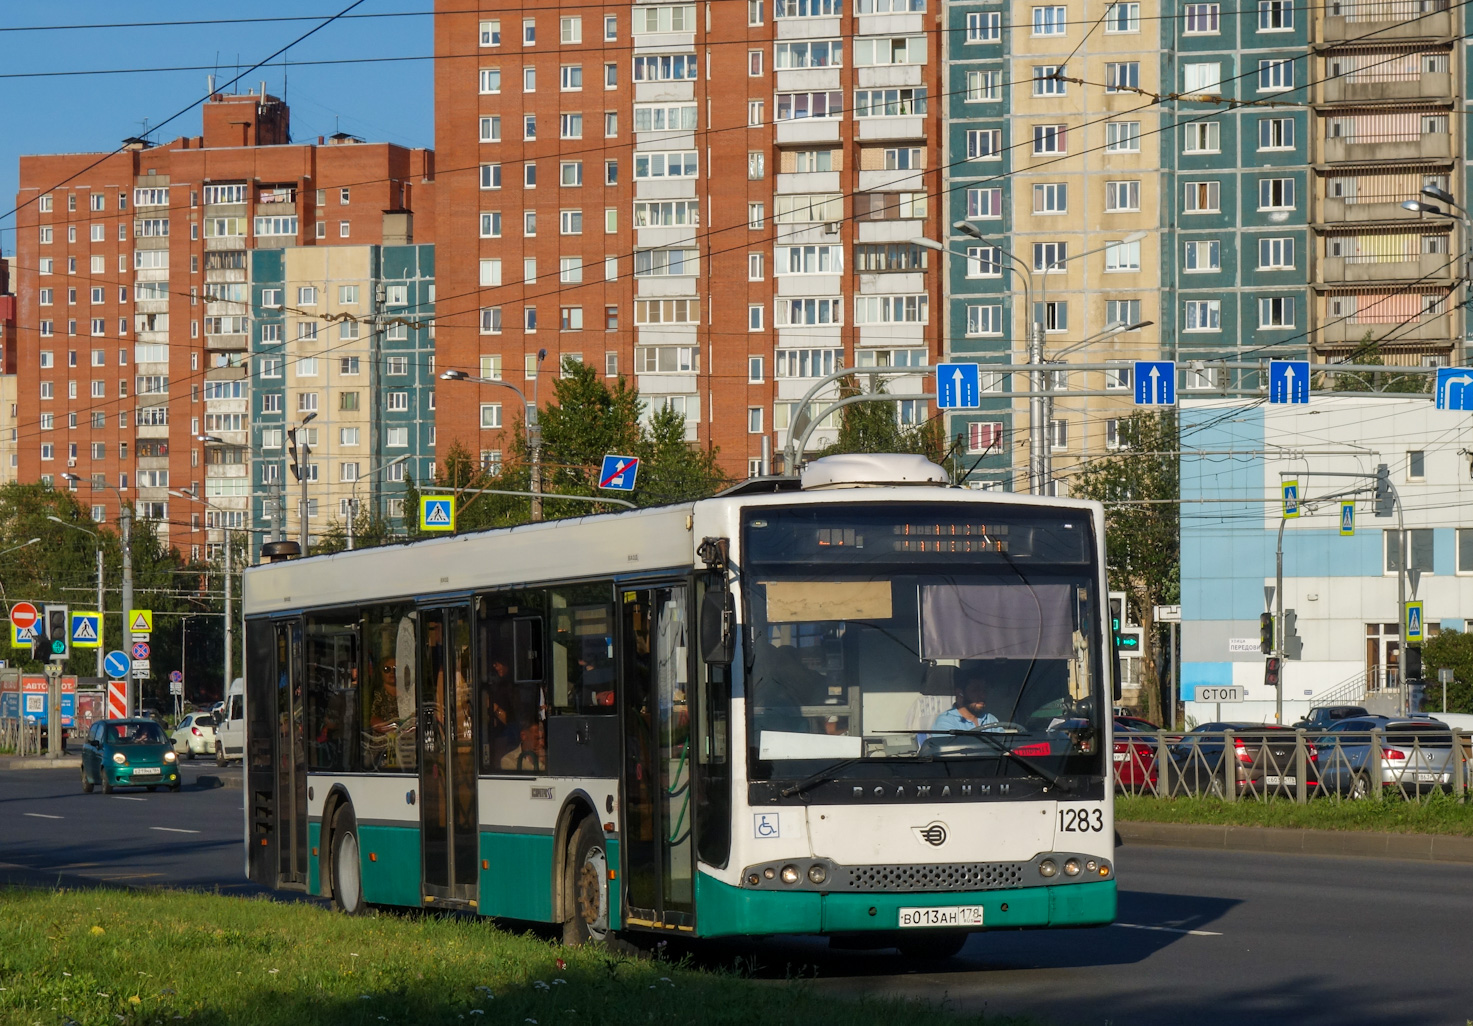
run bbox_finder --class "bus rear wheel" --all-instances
[896,931,970,960]
[331,807,366,915]
[563,818,609,947]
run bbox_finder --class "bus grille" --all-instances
[840,862,1025,892]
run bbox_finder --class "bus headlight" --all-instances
[1063,858,1081,877]
[780,865,800,885]
[1038,859,1057,878]
[807,863,828,885]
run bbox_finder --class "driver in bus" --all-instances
[922,678,1001,741]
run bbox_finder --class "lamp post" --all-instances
[46,516,104,677]
[288,412,317,552]
[347,454,410,550]
[441,348,547,522]
[66,473,133,713]
[199,433,287,546]
[170,486,234,703]
[1405,188,1472,357]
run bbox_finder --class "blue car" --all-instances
[80,719,181,793]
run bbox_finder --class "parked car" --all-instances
[1314,717,1464,798]
[1115,715,1161,733]
[170,711,217,759]
[1113,727,1161,791]
[80,719,180,794]
[1167,722,1319,797]
[1293,705,1369,732]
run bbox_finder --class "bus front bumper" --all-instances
[693,873,1115,938]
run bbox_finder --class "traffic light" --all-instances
[1406,646,1423,680]
[1259,612,1274,655]
[41,604,68,662]
[1282,609,1302,660]
[1264,656,1281,689]
[1374,463,1394,518]
[288,430,303,483]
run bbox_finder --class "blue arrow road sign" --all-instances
[1269,360,1310,404]
[1435,367,1473,410]
[1134,361,1176,406]
[599,454,640,491]
[935,362,981,410]
[104,650,129,678]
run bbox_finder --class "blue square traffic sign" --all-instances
[1269,360,1310,404]
[599,454,640,491]
[1134,361,1176,406]
[419,496,455,532]
[1435,367,1473,410]
[936,362,981,410]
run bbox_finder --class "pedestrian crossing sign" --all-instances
[420,495,456,532]
[10,623,37,649]
[1340,501,1355,536]
[1282,480,1300,519]
[70,611,102,648]
[1406,601,1425,644]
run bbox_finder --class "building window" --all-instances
[1105,2,1140,31]
[1106,180,1141,212]
[1105,62,1140,93]
[1385,529,1434,573]
[1033,241,1067,273]
[1105,121,1141,152]
[1259,178,1296,210]
[1182,122,1220,153]
[1106,299,1142,327]
[1183,180,1221,213]
[748,253,764,280]
[1032,65,1066,97]
[966,304,1003,336]
[1258,0,1292,30]
[560,16,581,43]
[1033,124,1067,154]
[1184,240,1221,271]
[1407,450,1426,480]
[749,357,764,382]
[1258,59,1294,92]
[480,403,503,429]
[749,305,764,331]
[966,11,1002,41]
[967,188,1003,218]
[1049,419,1068,451]
[1184,300,1221,331]
[1104,240,1141,272]
[1456,528,1473,573]
[1032,6,1067,35]
[1258,296,1296,327]
[966,130,1002,160]
[1183,63,1221,96]
[480,163,502,189]
[966,246,1002,277]
[1258,237,1295,269]
[967,70,1001,101]
[1034,301,1068,332]
[1259,117,1295,150]
[1184,3,1219,33]
[1033,183,1067,214]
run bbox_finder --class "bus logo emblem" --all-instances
[915,822,948,847]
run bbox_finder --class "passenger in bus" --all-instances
[369,658,401,732]
[499,719,546,772]
[922,678,1001,741]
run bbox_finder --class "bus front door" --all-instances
[418,604,478,905]
[620,583,695,932]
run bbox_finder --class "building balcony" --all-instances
[1321,73,1452,105]
[1322,134,1452,163]
[775,118,842,145]
[205,333,249,352]
[1320,9,1451,43]
[1318,197,1428,224]
[1318,252,1456,284]
[1316,310,1457,343]
[855,116,925,142]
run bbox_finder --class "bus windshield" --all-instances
[743,504,1105,784]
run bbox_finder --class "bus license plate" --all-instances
[899,906,984,928]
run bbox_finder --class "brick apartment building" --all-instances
[12,90,434,555]
[0,258,16,485]
[433,0,945,480]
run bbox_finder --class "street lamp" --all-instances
[442,347,548,522]
[346,454,410,550]
[170,486,235,702]
[1406,190,1472,321]
[65,472,134,713]
[288,412,317,552]
[46,516,105,677]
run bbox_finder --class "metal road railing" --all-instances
[1115,728,1471,803]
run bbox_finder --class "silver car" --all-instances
[169,711,218,759]
[1314,717,1464,798]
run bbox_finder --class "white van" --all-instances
[215,678,244,765]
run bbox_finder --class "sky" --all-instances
[0,0,435,257]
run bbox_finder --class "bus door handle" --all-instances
[575,720,589,745]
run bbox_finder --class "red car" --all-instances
[1113,727,1161,791]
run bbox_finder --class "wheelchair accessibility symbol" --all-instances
[753,813,781,839]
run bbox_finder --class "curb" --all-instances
[0,757,82,770]
[1118,820,1473,865]
[193,774,242,790]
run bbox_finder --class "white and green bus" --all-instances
[241,454,1117,956]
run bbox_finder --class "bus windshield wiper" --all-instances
[914,730,1072,792]
[779,757,864,798]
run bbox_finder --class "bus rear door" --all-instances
[418,603,478,906]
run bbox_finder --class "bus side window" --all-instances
[548,583,617,715]
[304,613,360,773]
[359,603,419,772]
[477,593,547,774]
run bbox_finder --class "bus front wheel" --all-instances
[331,807,366,915]
[563,818,610,947]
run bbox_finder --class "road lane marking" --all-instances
[91,873,163,880]
[113,796,147,802]
[149,827,200,834]
[1114,923,1222,937]
[23,813,63,820]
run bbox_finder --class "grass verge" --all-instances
[1117,791,1473,836]
[0,887,1013,1026]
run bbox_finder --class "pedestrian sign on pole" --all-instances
[1406,601,1425,644]
[1133,361,1176,406]
[1435,367,1473,411]
[10,623,36,649]
[1340,501,1355,536]
[70,611,101,648]
[1282,480,1300,518]
[935,362,981,410]
[128,609,153,635]
[420,495,456,532]
[599,454,640,491]
[1269,360,1310,404]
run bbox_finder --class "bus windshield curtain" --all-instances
[919,583,1074,660]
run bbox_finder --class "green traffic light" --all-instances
[51,640,65,654]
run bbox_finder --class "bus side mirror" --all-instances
[1111,637,1123,703]
[701,582,734,666]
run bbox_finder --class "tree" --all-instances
[1322,336,1430,394]
[816,374,946,462]
[1071,411,1180,725]
[1419,630,1473,714]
